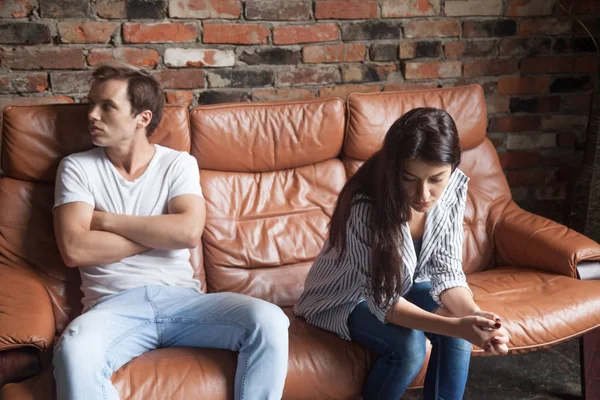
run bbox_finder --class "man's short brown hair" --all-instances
[91,62,164,137]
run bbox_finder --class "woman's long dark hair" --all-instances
[329,107,461,308]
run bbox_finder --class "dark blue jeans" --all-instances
[348,281,471,400]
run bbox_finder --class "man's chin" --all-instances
[91,137,108,147]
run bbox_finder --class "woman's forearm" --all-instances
[385,297,460,337]
[439,287,480,317]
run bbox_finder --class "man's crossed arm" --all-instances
[54,195,206,268]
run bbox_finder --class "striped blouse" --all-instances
[295,168,471,340]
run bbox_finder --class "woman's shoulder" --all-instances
[451,168,470,187]
[440,168,469,207]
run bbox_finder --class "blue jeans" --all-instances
[53,285,289,400]
[348,281,471,400]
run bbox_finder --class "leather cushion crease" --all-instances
[1,85,600,399]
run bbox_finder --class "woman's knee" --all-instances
[385,329,427,367]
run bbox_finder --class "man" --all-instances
[52,62,289,400]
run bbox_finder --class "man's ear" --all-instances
[137,110,153,129]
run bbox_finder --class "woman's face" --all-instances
[401,159,452,213]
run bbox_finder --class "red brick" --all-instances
[541,115,588,131]
[95,0,126,18]
[485,95,510,113]
[169,0,241,18]
[165,48,235,68]
[0,72,48,94]
[518,18,571,36]
[403,61,461,80]
[384,82,439,91]
[492,115,540,132]
[0,0,35,17]
[245,0,311,20]
[505,0,554,16]
[561,93,592,113]
[2,48,85,70]
[444,41,464,58]
[165,90,194,107]
[510,96,561,113]
[557,132,576,148]
[277,66,340,86]
[404,19,461,39]
[315,1,378,19]
[273,23,339,45]
[445,0,503,16]
[498,37,551,56]
[58,22,119,44]
[342,64,396,83]
[0,76,8,92]
[488,133,505,148]
[463,20,517,38]
[251,88,316,101]
[463,58,518,78]
[203,23,270,45]
[574,55,598,73]
[382,0,440,17]
[538,96,562,112]
[399,41,441,59]
[506,169,550,186]
[520,56,574,74]
[302,43,365,63]
[87,48,160,68]
[50,71,92,94]
[541,151,581,167]
[153,69,205,89]
[506,132,556,150]
[497,76,550,94]
[123,22,198,44]
[499,151,541,169]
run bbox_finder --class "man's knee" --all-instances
[53,325,105,373]
[245,300,289,343]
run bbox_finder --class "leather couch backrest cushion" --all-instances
[191,99,346,305]
[344,84,512,274]
[190,98,345,172]
[345,84,488,161]
[2,104,192,183]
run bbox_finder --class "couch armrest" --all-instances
[0,265,55,352]
[495,202,600,278]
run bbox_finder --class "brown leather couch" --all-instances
[1,84,600,399]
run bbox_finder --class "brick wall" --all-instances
[1,0,599,223]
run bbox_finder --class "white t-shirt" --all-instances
[54,144,204,311]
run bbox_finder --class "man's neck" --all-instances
[105,136,156,181]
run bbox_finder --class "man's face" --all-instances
[87,79,141,147]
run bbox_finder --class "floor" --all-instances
[403,338,583,400]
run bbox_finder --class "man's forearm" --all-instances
[439,287,480,317]
[97,212,201,250]
[63,230,147,267]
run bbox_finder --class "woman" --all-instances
[295,107,510,400]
